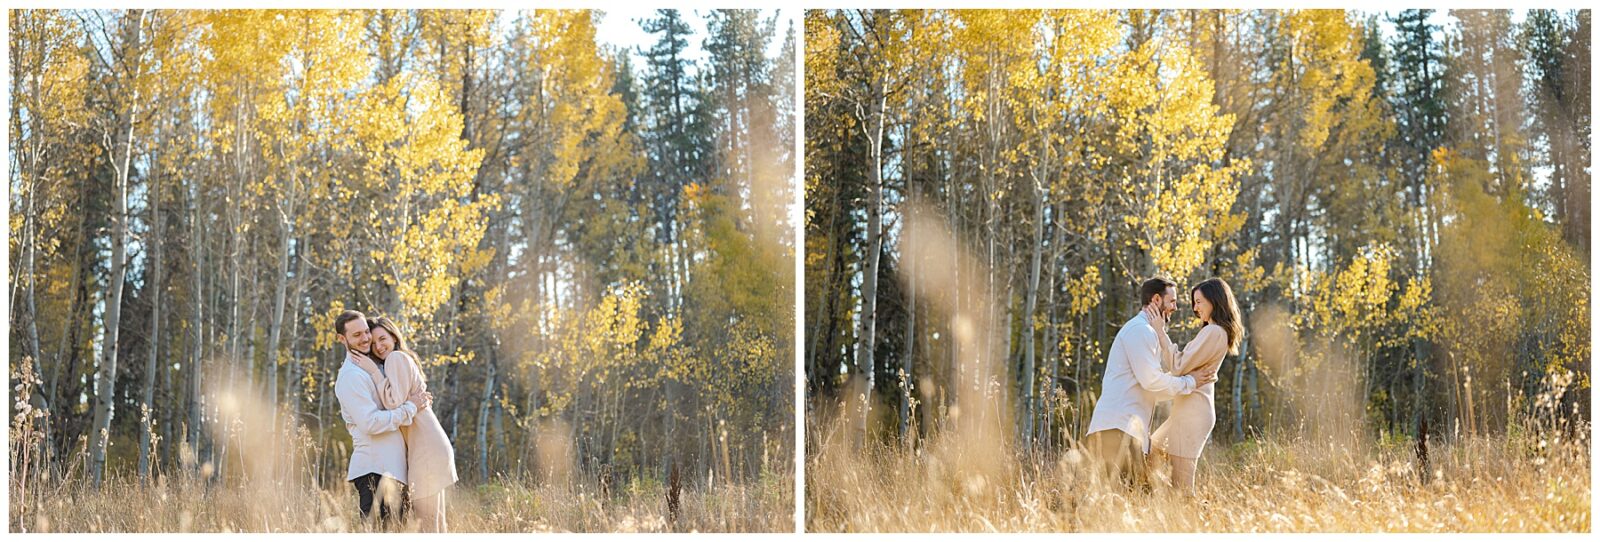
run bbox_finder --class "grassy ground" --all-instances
[8,369,794,533]
[7,476,793,534]
[806,424,1590,532]
[10,470,793,532]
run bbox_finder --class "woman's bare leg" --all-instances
[437,489,447,532]
[1170,455,1198,495]
[413,489,446,533]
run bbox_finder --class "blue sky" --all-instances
[594,8,797,70]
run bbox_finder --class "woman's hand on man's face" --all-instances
[353,354,381,377]
[1143,304,1166,334]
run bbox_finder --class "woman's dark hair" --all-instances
[368,317,426,384]
[1192,278,1244,355]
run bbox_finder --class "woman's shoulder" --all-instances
[1198,323,1228,342]
[385,350,414,365]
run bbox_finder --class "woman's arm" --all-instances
[336,369,416,435]
[350,355,403,410]
[403,351,428,395]
[384,351,422,406]
[1157,327,1179,372]
[1130,325,1198,399]
[1175,326,1228,377]
[366,353,408,411]
[1144,306,1180,372]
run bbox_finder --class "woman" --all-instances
[352,317,458,532]
[1145,278,1243,495]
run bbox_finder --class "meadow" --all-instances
[8,360,793,534]
[806,417,1589,532]
[10,463,792,533]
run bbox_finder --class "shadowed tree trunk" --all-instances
[138,142,163,482]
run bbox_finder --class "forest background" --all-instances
[805,9,1589,531]
[9,8,796,532]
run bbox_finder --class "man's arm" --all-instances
[1128,327,1197,399]
[335,370,418,436]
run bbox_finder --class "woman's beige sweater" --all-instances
[358,351,458,498]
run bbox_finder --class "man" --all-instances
[332,309,430,528]
[1083,277,1218,487]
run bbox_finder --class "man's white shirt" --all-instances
[1084,312,1197,452]
[335,351,417,484]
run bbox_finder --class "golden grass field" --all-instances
[9,470,792,533]
[8,363,794,533]
[806,422,1590,532]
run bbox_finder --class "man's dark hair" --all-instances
[1137,277,1177,306]
[333,310,367,336]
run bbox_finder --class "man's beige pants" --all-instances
[1084,429,1148,488]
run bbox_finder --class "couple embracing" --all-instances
[331,310,459,531]
[1085,276,1244,495]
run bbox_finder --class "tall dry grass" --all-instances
[11,470,792,533]
[806,409,1589,532]
[8,360,792,533]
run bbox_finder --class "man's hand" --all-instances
[408,389,433,410]
[1187,366,1219,387]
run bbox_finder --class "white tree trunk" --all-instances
[854,83,886,442]
[90,10,146,488]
